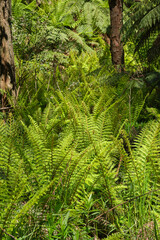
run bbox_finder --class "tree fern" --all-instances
[123,0,160,64]
[76,0,110,37]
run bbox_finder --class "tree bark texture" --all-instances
[0,0,15,96]
[109,0,124,72]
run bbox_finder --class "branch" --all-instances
[0,106,13,111]
[0,227,17,240]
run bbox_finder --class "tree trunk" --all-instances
[0,0,16,106]
[109,0,124,72]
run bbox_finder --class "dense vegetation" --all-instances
[0,0,160,239]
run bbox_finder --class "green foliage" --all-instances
[1,80,160,239]
[102,232,124,240]
[76,0,110,36]
[1,0,160,239]
[123,0,160,68]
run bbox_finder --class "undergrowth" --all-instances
[0,68,160,239]
[1,8,160,236]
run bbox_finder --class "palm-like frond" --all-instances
[123,0,160,63]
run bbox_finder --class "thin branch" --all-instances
[0,227,17,240]
[116,156,122,177]
[0,106,13,111]
[92,189,160,222]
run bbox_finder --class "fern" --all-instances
[117,120,160,238]
[0,118,28,238]
[124,120,160,190]
[102,232,124,240]
[123,0,160,64]
[1,82,159,238]
[76,0,110,37]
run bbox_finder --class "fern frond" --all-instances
[119,120,160,207]
[123,1,160,63]
[0,119,28,236]
[102,232,124,240]
[66,29,94,53]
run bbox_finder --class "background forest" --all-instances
[0,0,160,239]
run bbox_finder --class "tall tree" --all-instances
[109,0,124,72]
[0,0,16,106]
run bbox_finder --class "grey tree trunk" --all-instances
[0,0,16,105]
[109,0,124,72]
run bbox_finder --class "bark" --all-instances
[109,0,124,72]
[0,0,16,101]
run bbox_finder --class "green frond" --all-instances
[123,1,160,64]
[130,93,148,126]
[119,119,160,216]
[76,0,110,36]
[147,33,160,62]
[0,120,29,234]
[102,232,124,240]
[12,0,37,19]
[66,29,94,53]
[133,120,160,184]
